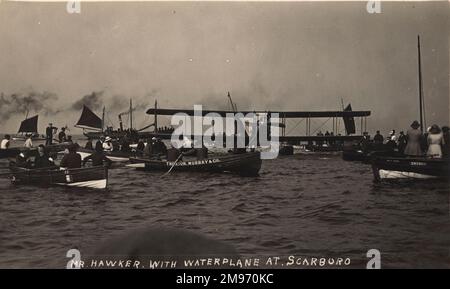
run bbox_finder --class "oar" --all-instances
[126,163,145,168]
[162,153,183,177]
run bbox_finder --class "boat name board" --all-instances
[167,158,221,166]
[410,161,427,166]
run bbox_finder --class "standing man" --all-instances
[46,123,54,145]
[373,130,384,144]
[397,131,407,154]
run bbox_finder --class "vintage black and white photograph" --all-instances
[0,0,449,276]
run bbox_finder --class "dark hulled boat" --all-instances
[9,165,108,189]
[129,151,262,177]
[76,147,140,162]
[371,156,450,181]
[370,36,450,181]
[342,144,395,163]
[279,144,294,155]
[0,147,22,159]
[342,149,367,162]
[0,143,73,159]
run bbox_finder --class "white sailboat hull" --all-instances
[378,169,437,180]
[55,179,107,189]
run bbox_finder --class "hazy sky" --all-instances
[0,1,448,135]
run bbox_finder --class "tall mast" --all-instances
[102,106,105,133]
[417,35,424,132]
[130,98,133,130]
[227,91,237,112]
[154,99,158,132]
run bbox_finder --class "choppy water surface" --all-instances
[0,147,449,268]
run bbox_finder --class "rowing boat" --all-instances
[9,165,108,189]
[342,149,399,163]
[0,143,72,159]
[77,148,139,162]
[0,148,22,159]
[129,151,262,176]
[371,155,450,181]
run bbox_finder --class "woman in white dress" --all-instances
[427,124,444,158]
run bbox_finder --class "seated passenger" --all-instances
[85,138,94,150]
[167,147,182,162]
[120,137,131,152]
[15,152,32,168]
[143,138,154,157]
[136,139,145,152]
[103,137,113,152]
[82,141,112,167]
[58,127,67,143]
[34,144,55,169]
[196,145,208,160]
[153,138,167,156]
[60,144,82,169]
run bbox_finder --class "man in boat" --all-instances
[24,133,33,148]
[143,137,154,157]
[152,138,167,158]
[85,138,94,150]
[34,144,55,169]
[196,143,208,160]
[45,123,54,145]
[167,145,182,162]
[58,127,67,143]
[359,132,371,152]
[329,132,335,146]
[60,144,82,169]
[385,130,397,151]
[373,130,384,144]
[66,135,74,144]
[1,134,11,149]
[94,140,102,151]
[82,141,112,167]
[120,135,131,152]
[324,131,330,146]
[15,152,32,168]
[397,131,407,154]
[102,136,113,152]
[136,138,145,153]
[442,126,450,158]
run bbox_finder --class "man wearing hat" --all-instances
[404,120,423,156]
[46,123,54,145]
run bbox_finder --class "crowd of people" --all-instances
[4,118,447,172]
[360,121,449,158]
